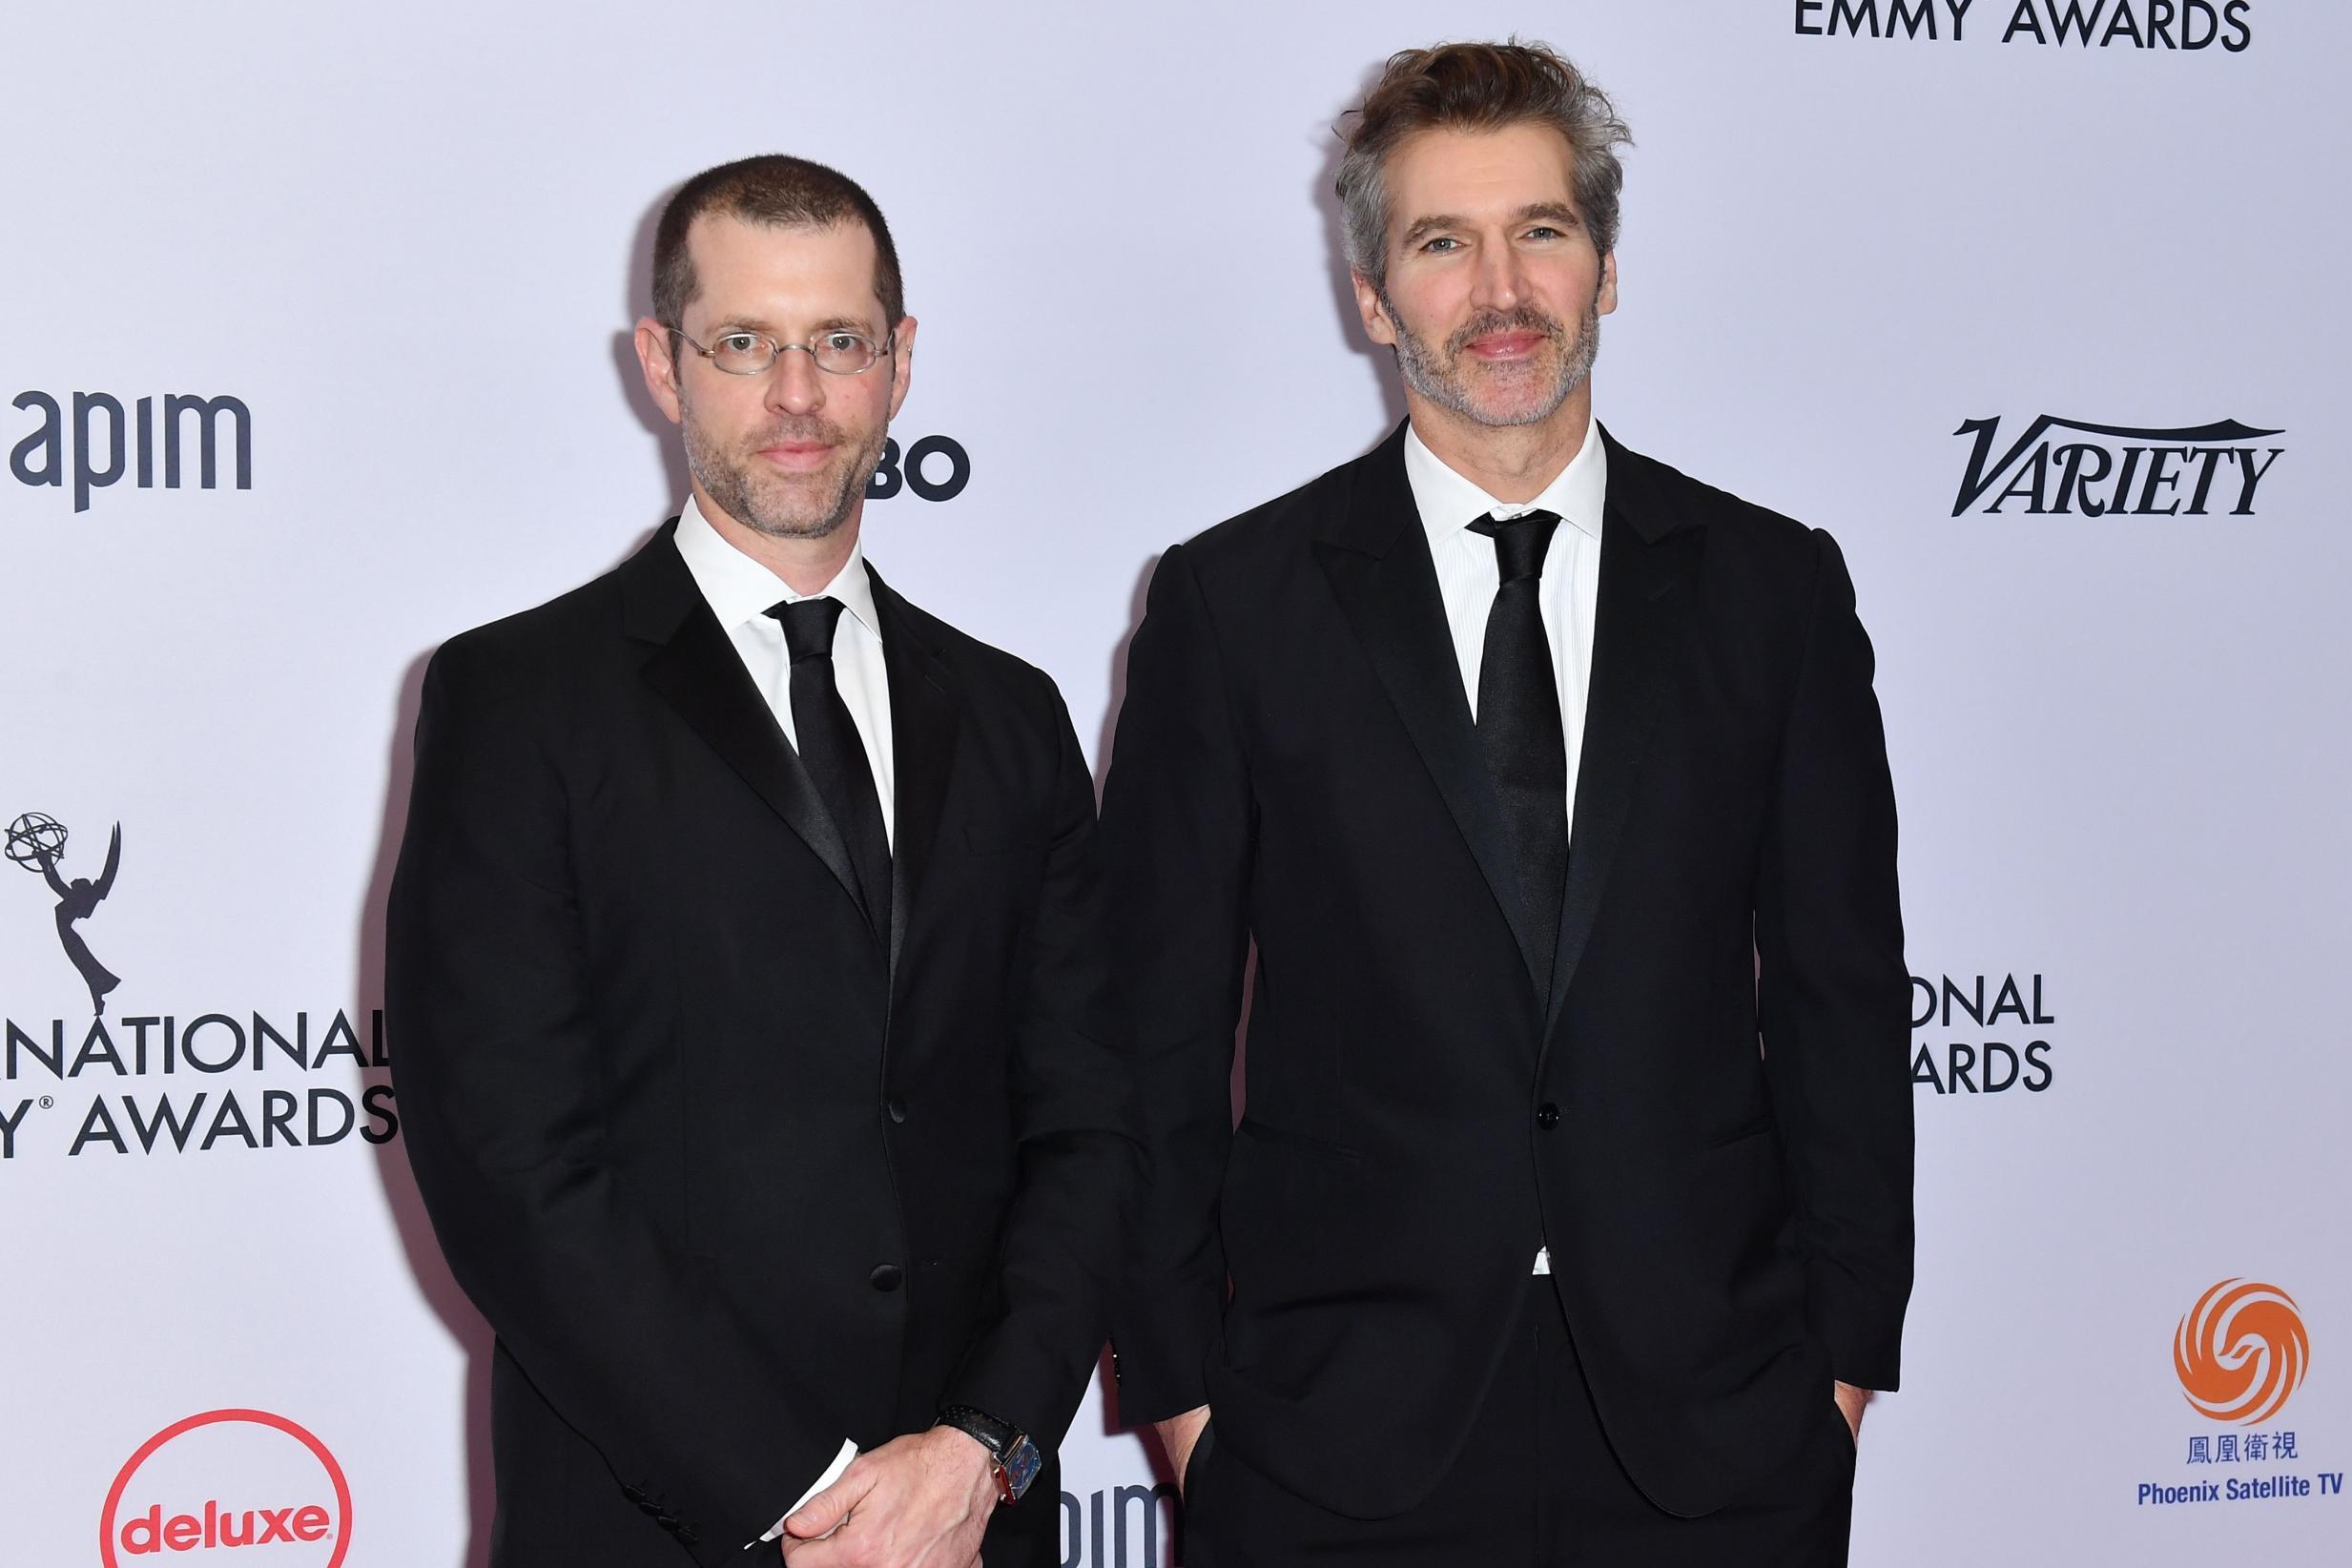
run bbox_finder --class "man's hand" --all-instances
[1833,1380,1869,1446]
[1153,1405,1211,1493]
[778,1426,998,1567]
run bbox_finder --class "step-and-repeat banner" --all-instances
[6,2,2346,1563]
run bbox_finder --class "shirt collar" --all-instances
[671,492,880,636]
[1403,408,1608,550]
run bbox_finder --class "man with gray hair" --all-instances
[1101,40,1912,1565]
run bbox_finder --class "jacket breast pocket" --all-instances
[1235,1115,1365,1164]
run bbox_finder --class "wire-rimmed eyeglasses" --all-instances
[671,326,895,377]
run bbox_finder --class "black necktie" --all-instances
[770,596,891,933]
[1469,510,1569,995]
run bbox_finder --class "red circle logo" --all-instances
[100,1411,352,1567]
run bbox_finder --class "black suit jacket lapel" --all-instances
[1542,429,1706,1042]
[869,566,963,990]
[1314,423,1551,995]
[621,524,869,923]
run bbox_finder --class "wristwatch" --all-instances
[936,1404,1042,1503]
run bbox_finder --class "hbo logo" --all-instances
[868,435,970,503]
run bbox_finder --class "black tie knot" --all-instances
[1469,510,1563,585]
[770,596,846,663]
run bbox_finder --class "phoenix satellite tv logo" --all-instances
[2177,1278,2309,1426]
[2138,1278,2341,1509]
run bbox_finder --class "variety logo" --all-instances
[100,1410,351,1565]
[1950,416,2284,518]
[2177,1279,2310,1426]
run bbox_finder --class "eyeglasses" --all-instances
[671,325,894,377]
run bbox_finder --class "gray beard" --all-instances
[679,389,884,541]
[1382,288,1601,429]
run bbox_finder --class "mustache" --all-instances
[744,417,851,450]
[1445,307,1566,358]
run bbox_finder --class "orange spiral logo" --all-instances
[2175,1279,2310,1425]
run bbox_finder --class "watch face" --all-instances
[1001,1436,1043,1501]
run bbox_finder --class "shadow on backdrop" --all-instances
[360,183,691,1568]
[359,649,496,1568]
[1318,59,1409,439]
[1081,72,1392,1480]
[617,183,693,515]
[1093,55,1400,794]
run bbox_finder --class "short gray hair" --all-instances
[1337,40,1632,290]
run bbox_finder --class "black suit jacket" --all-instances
[1100,423,1911,1520]
[386,525,1138,1564]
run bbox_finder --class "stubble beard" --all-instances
[679,383,886,542]
[1382,285,1602,430]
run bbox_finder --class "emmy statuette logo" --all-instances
[8,810,123,1015]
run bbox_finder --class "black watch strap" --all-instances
[936,1404,1042,1503]
[938,1404,1018,1456]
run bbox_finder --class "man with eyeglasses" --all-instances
[388,155,1137,1568]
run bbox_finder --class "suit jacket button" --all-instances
[886,1097,908,1124]
[870,1263,904,1292]
[1536,1103,1561,1129]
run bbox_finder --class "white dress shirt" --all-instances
[1400,411,1608,1278]
[669,494,868,1537]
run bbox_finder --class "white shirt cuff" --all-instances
[752,1440,858,1546]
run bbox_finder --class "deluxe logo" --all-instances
[9,389,252,513]
[2177,1279,2310,1426]
[100,1410,351,1566]
[1950,416,2283,518]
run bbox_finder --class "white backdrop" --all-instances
[6,2,2348,1562]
